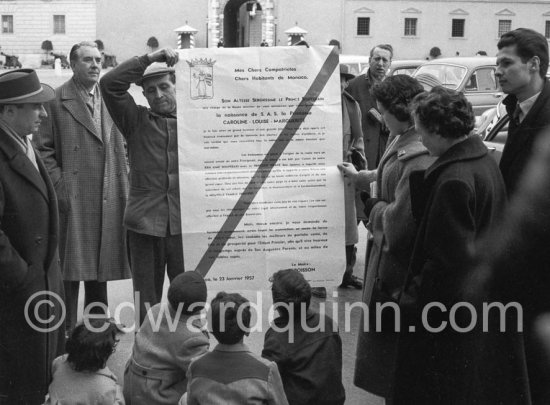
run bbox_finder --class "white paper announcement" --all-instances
[177,46,344,290]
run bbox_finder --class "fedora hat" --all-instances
[340,64,355,81]
[136,63,175,86]
[0,69,54,104]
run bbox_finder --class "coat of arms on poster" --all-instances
[187,58,215,99]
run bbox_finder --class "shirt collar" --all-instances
[517,91,541,121]
[72,77,98,97]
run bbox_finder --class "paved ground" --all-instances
[34,68,384,405]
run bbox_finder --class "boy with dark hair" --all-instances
[124,271,210,404]
[183,292,288,405]
[262,269,345,405]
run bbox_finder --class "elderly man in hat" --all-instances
[100,47,183,325]
[0,69,65,404]
[35,41,131,334]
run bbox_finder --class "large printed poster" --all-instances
[177,46,344,290]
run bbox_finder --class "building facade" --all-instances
[0,0,95,56]
[1,0,550,63]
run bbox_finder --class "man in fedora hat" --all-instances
[35,41,131,335]
[0,69,65,404]
[100,47,183,325]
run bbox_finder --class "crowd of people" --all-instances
[0,24,549,404]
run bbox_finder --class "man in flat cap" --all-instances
[35,41,131,334]
[0,69,65,404]
[101,47,183,325]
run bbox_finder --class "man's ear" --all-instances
[530,56,541,73]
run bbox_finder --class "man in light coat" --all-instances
[36,41,130,332]
[0,69,65,404]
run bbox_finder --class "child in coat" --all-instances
[123,271,210,405]
[44,318,124,404]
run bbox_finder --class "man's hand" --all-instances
[147,47,179,67]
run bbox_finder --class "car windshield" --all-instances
[414,64,467,90]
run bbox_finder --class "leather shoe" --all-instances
[339,275,363,290]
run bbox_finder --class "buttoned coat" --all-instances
[394,136,516,404]
[500,79,550,197]
[353,128,434,398]
[0,129,65,404]
[36,78,130,281]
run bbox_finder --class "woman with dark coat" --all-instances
[338,75,435,401]
[393,87,510,403]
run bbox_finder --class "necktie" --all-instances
[512,104,522,126]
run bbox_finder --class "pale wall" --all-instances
[342,0,550,59]
[96,0,208,61]
[0,0,95,56]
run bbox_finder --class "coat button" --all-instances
[35,236,43,245]
[142,370,147,376]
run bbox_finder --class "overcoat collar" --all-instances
[500,79,550,167]
[60,78,102,142]
[424,135,487,181]
[0,127,48,201]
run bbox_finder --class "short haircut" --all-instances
[370,44,394,60]
[69,41,98,64]
[66,319,119,372]
[429,47,441,58]
[412,87,475,139]
[372,75,424,122]
[271,269,311,318]
[209,292,251,345]
[498,28,549,79]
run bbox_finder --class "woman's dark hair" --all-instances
[271,269,311,318]
[498,28,549,79]
[66,319,119,372]
[372,75,425,122]
[209,292,251,345]
[411,87,475,139]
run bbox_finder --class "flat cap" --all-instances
[136,62,175,86]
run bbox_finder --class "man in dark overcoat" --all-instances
[495,28,550,403]
[36,41,130,332]
[0,69,65,404]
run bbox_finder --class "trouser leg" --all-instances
[63,280,80,333]
[83,280,108,316]
[343,244,357,280]
[128,230,166,326]
[166,233,185,282]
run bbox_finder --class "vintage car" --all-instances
[480,102,508,164]
[339,54,370,77]
[413,56,504,116]
[387,59,426,76]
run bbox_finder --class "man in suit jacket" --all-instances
[346,44,392,171]
[36,41,130,332]
[0,69,65,404]
[495,28,550,403]
[496,28,550,197]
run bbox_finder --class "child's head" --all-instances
[168,271,207,315]
[209,292,251,345]
[66,318,119,372]
[271,269,311,318]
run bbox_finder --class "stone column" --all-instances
[209,0,221,47]
[263,0,275,46]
